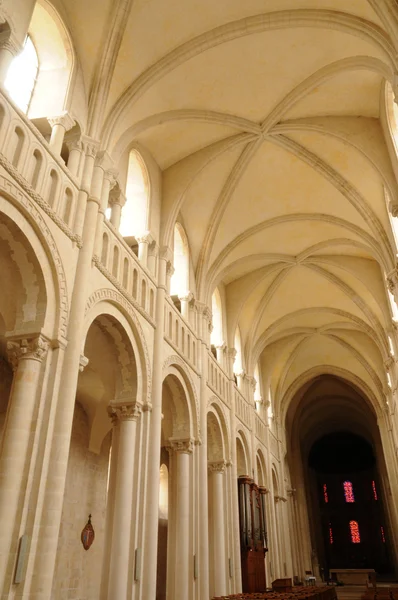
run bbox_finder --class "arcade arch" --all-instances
[286,374,398,580]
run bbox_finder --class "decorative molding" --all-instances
[0,153,83,247]
[85,288,152,406]
[0,171,70,340]
[7,335,49,370]
[92,256,156,327]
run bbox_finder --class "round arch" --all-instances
[236,428,251,477]
[207,400,230,462]
[162,355,200,440]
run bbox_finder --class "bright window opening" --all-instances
[210,288,223,347]
[5,36,38,113]
[233,327,243,375]
[349,520,360,544]
[122,150,149,237]
[170,223,189,296]
[343,480,355,503]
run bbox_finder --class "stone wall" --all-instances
[52,401,110,599]
[0,357,12,445]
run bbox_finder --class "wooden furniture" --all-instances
[330,568,376,585]
[238,476,268,593]
[272,577,293,592]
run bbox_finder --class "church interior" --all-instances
[1,0,398,599]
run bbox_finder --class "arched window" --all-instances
[323,483,329,503]
[343,480,355,503]
[170,223,189,296]
[233,327,243,375]
[5,35,38,113]
[254,363,262,410]
[210,287,223,348]
[372,480,378,501]
[349,520,361,543]
[121,149,149,237]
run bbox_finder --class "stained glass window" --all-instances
[329,523,333,544]
[323,483,328,503]
[349,520,360,543]
[343,480,355,503]
[381,526,386,543]
[372,480,378,501]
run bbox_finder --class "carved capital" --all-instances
[81,136,99,158]
[385,355,395,371]
[95,150,115,173]
[79,354,89,372]
[103,168,119,189]
[208,460,226,474]
[168,437,194,454]
[47,112,75,132]
[136,231,154,246]
[389,201,398,218]
[0,28,21,56]
[7,335,49,370]
[259,486,270,495]
[109,186,126,208]
[108,402,142,423]
[246,375,257,390]
[178,291,194,304]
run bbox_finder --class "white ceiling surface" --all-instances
[64,0,398,415]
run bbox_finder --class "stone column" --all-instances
[137,232,154,268]
[227,347,242,591]
[197,301,211,600]
[170,438,193,600]
[179,291,194,322]
[92,158,118,259]
[141,247,170,600]
[0,335,48,592]
[0,33,20,86]
[215,342,226,367]
[109,186,126,231]
[107,402,141,599]
[209,460,227,596]
[65,136,83,178]
[27,139,102,598]
[47,112,75,156]
[100,413,120,600]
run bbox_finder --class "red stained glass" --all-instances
[329,523,333,545]
[381,526,386,543]
[372,480,378,501]
[323,483,328,503]
[344,480,355,503]
[349,520,360,543]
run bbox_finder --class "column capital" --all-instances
[47,111,75,132]
[136,231,155,246]
[384,354,396,371]
[95,150,115,173]
[108,402,142,423]
[7,335,49,370]
[246,375,257,390]
[195,301,212,325]
[81,135,99,158]
[208,460,226,474]
[79,354,89,372]
[178,291,194,304]
[109,186,126,208]
[0,29,22,57]
[389,200,398,218]
[259,486,270,495]
[287,488,296,497]
[226,347,237,360]
[168,437,194,454]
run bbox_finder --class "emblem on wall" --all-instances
[81,514,95,551]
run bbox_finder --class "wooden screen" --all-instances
[238,476,268,592]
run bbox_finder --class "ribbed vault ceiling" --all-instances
[58,0,398,415]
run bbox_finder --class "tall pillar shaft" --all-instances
[198,329,209,599]
[47,113,75,156]
[171,440,192,600]
[0,336,48,592]
[209,462,227,596]
[107,403,141,599]
[141,250,169,599]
